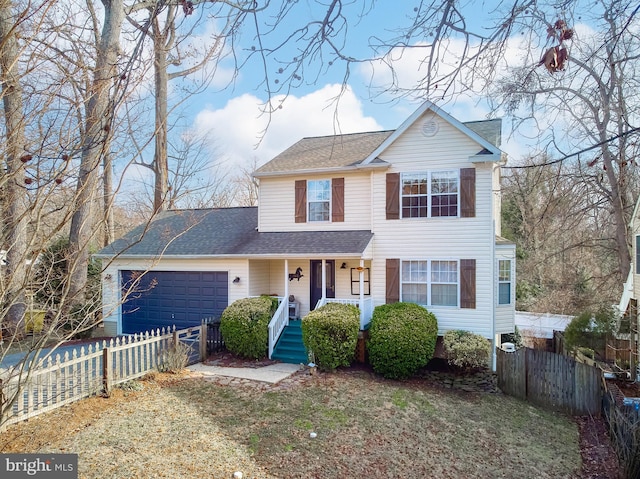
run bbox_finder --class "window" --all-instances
[431,260,458,306]
[401,174,428,218]
[401,260,458,306]
[308,180,330,221]
[498,259,512,305]
[401,170,458,218]
[401,260,428,304]
[431,171,458,217]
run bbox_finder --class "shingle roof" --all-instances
[464,119,502,147]
[97,207,373,258]
[255,130,393,175]
[254,119,501,176]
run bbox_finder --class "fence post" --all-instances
[200,322,208,361]
[173,330,178,348]
[103,347,111,396]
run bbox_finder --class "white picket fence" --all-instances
[0,325,203,430]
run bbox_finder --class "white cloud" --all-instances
[193,85,383,169]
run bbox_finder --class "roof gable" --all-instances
[361,101,502,165]
[254,101,503,177]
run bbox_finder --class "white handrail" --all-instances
[268,299,288,359]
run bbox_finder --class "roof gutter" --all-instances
[252,161,389,179]
[95,253,374,261]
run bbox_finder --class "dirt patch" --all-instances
[575,416,620,478]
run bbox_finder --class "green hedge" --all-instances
[443,330,491,370]
[301,302,360,371]
[220,296,274,359]
[367,302,438,379]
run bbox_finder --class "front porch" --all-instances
[247,258,373,360]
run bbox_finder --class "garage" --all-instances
[121,270,228,334]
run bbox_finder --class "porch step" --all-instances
[271,321,308,364]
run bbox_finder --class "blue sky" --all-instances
[122,0,578,197]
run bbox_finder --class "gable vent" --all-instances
[421,118,439,137]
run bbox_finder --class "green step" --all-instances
[272,322,307,364]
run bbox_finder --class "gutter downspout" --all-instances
[492,220,497,371]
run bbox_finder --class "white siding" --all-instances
[102,257,249,335]
[368,112,499,338]
[258,172,372,232]
[495,245,516,334]
[248,260,271,296]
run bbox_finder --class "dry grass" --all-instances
[0,370,581,478]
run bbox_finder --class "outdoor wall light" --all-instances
[340,262,347,269]
[233,276,240,284]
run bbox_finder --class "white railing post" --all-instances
[268,299,288,358]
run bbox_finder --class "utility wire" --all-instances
[505,126,640,169]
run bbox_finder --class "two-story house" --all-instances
[97,100,516,366]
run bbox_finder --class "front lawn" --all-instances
[0,370,581,478]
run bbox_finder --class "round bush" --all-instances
[367,302,438,379]
[443,330,491,370]
[301,302,360,371]
[220,296,274,359]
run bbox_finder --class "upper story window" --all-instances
[401,170,459,218]
[498,259,512,305]
[308,179,331,222]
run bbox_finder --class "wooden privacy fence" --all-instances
[0,324,205,430]
[496,347,603,416]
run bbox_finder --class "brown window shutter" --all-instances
[332,177,344,222]
[295,180,306,223]
[386,258,400,303]
[460,259,476,309]
[386,173,400,220]
[460,168,475,218]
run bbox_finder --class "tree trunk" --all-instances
[68,0,124,306]
[103,150,114,246]
[0,0,29,327]
[152,17,169,213]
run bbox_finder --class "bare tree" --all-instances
[232,157,260,207]
[125,2,241,212]
[502,156,619,313]
[493,1,640,281]
[126,128,232,213]
[0,0,30,328]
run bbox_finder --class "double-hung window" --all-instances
[431,260,458,306]
[401,260,428,304]
[401,260,458,306]
[498,260,512,305]
[401,170,458,218]
[308,179,330,222]
[431,171,458,217]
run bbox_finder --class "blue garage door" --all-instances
[121,270,228,334]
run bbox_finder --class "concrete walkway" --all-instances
[187,362,301,384]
